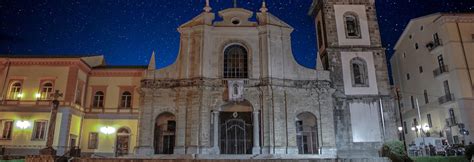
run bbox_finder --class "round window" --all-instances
[231,18,240,25]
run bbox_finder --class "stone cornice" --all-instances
[6,59,91,73]
[90,69,144,77]
[436,15,474,24]
[141,78,332,90]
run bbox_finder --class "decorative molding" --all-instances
[438,15,474,24]
[141,78,332,90]
[90,70,144,77]
[7,59,91,73]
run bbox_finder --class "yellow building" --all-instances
[0,55,146,157]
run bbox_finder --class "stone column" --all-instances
[252,111,261,154]
[40,90,63,156]
[213,111,220,154]
[136,91,154,155]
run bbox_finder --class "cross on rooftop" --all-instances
[233,0,237,8]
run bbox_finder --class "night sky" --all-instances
[0,0,473,69]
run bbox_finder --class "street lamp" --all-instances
[395,88,407,151]
[398,127,404,141]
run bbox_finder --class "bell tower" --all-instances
[310,0,398,158]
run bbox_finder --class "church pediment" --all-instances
[214,8,257,27]
[257,12,293,29]
[179,12,215,28]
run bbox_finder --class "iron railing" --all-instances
[445,118,458,127]
[433,65,449,77]
[438,93,455,104]
[426,39,443,51]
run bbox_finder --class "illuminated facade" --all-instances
[392,13,474,146]
[0,55,144,156]
[0,1,397,160]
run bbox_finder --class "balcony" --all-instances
[86,107,139,114]
[433,65,449,77]
[445,118,458,127]
[0,100,138,114]
[426,39,443,51]
[438,93,455,104]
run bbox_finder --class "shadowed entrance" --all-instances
[154,112,176,154]
[218,101,255,154]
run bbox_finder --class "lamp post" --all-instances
[39,90,63,156]
[398,127,404,142]
[395,88,407,151]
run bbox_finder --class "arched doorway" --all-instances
[219,101,254,154]
[296,112,319,154]
[115,127,130,156]
[154,112,176,154]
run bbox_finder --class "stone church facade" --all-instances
[135,0,397,159]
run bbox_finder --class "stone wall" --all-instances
[136,78,337,157]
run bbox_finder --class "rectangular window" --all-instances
[453,136,460,144]
[424,90,429,104]
[406,73,410,80]
[403,52,406,58]
[32,120,48,140]
[471,34,474,40]
[403,121,408,134]
[438,55,445,70]
[427,114,432,128]
[88,132,99,149]
[0,120,13,140]
[419,66,423,73]
[449,108,456,125]
[443,80,451,96]
[433,33,440,44]
[411,96,415,109]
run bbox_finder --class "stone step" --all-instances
[26,155,391,162]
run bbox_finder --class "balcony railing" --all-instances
[445,118,458,127]
[438,93,455,104]
[86,107,139,114]
[426,39,443,51]
[0,100,137,114]
[433,65,449,77]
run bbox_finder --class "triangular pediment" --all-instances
[214,8,257,27]
[257,12,293,29]
[180,12,215,28]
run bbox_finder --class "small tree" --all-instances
[382,140,413,162]
[465,144,474,160]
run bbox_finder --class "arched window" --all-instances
[120,91,132,108]
[343,12,361,38]
[92,91,105,108]
[8,82,22,100]
[296,112,318,154]
[39,82,53,100]
[224,45,248,78]
[350,57,369,87]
